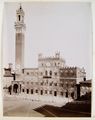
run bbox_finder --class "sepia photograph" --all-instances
[2,2,92,117]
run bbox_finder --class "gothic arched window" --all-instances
[50,71,52,76]
[45,70,48,76]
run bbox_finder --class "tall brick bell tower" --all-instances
[14,4,26,75]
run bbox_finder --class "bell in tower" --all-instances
[14,4,26,74]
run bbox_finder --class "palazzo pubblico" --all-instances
[3,5,91,103]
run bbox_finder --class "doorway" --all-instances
[13,84,18,93]
[54,91,57,96]
[41,90,43,95]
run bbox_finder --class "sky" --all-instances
[2,2,92,79]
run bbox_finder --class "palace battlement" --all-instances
[38,52,65,62]
[60,67,77,69]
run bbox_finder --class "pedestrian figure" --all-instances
[8,85,12,95]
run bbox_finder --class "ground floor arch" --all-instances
[11,81,22,94]
[13,84,18,93]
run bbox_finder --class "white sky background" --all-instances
[2,2,92,79]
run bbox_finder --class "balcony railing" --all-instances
[43,76,52,78]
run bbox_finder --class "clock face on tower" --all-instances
[46,62,50,67]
